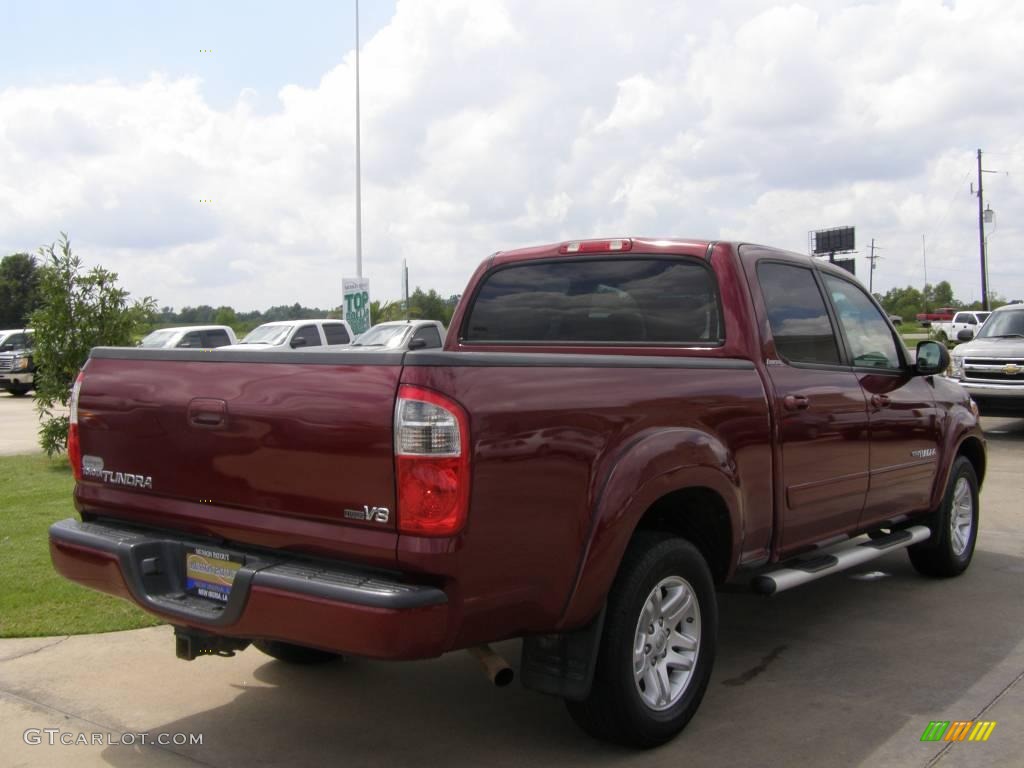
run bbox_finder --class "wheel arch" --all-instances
[558,428,743,630]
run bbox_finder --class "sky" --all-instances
[1,0,1022,312]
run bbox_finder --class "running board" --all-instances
[752,525,931,595]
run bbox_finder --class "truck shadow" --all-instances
[981,416,1024,443]
[102,548,1024,768]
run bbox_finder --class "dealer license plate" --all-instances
[185,546,243,603]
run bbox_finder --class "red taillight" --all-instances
[558,238,632,254]
[68,371,85,481]
[394,385,470,536]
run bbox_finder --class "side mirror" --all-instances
[957,329,975,342]
[408,338,427,350]
[290,336,307,348]
[916,340,950,376]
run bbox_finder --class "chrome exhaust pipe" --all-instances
[468,644,514,687]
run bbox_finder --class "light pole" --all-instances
[354,0,363,278]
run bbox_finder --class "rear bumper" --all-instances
[49,518,450,659]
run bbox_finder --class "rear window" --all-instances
[463,258,722,344]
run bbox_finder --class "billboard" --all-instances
[832,258,856,276]
[813,226,855,254]
[342,277,371,336]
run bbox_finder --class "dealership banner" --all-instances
[343,278,371,336]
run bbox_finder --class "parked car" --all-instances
[915,307,958,328]
[350,320,446,351]
[0,328,36,396]
[947,303,1024,416]
[223,319,353,350]
[51,237,984,748]
[932,311,991,346]
[887,314,903,326]
[139,326,238,349]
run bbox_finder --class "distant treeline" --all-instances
[151,289,462,334]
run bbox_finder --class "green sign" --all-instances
[343,277,371,336]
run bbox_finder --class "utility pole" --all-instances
[974,149,999,311]
[921,235,928,289]
[356,0,364,280]
[866,238,881,294]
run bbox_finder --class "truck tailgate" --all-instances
[74,348,403,567]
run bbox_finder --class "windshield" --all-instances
[977,309,1024,339]
[139,330,177,348]
[352,325,411,348]
[241,325,292,345]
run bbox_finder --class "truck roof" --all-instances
[256,319,347,327]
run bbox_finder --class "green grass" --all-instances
[0,454,162,637]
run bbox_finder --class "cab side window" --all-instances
[412,326,442,349]
[177,331,203,348]
[323,323,351,345]
[294,325,322,347]
[823,275,901,370]
[203,329,232,348]
[757,263,841,366]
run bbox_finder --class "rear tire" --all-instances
[908,456,979,578]
[253,640,341,665]
[565,533,717,748]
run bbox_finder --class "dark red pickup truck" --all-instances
[51,238,985,747]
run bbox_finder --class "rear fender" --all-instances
[558,428,742,629]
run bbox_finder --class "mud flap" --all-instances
[519,607,605,701]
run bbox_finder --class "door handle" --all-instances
[783,394,810,411]
[188,398,228,429]
[871,394,892,408]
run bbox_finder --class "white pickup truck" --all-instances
[933,311,990,346]
[223,319,354,350]
[349,320,446,351]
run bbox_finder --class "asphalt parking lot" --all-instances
[1,415,1021,767]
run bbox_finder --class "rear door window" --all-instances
[323,323,351,345]
[757,263,841,366]
[463,258,722,344]
[202,329,232,347]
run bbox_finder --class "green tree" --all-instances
[214,306,237,327]
[30,234,156,456]
[0,253,41,327]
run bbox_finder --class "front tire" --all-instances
[565,533,717,748]
[7,385,29,397]
[253,639,341,665]
[908,456,979,578]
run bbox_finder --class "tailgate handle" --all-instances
[188,398,228,428]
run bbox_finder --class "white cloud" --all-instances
[1,0,1022,311]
